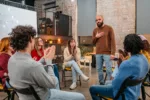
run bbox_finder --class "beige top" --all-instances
[63,47,81,69]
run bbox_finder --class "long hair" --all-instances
[67,38,76,55]
[0,37,10,53]
[34,37,44,57]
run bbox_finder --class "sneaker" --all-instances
[70,82,77,90]
[99,82,105,85]
[81,74,89,81]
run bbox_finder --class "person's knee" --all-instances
[76,93,85,100]
[89,85,96,94]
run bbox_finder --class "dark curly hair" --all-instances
[10,25,36,51]
[124,34,144,55]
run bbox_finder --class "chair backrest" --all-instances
[6,78,41,100]
[114,77,143,100]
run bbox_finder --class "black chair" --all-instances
[98,77,143,100]
[141,70,150,100]
[6,78,40,100]
[0,77,15,100]
[11,85,41,100]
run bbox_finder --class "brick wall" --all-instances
[97,0,135,50]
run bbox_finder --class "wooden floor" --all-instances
[0,67,150,100]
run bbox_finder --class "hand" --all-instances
[96,32,104,38]
[73,49,77,57]
[110,76,114,80]
[4,72,8,76]
[120,54,125,61]
[110,55,115,60]
[44,45,56,60]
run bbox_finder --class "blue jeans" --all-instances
[96,54,112,84]
[64,60,83,83]
[89,85,114,100]
[46,89,85,100]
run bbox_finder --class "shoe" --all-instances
[81,74,89,81]
[70,82,77,90]
[99,82,104,85]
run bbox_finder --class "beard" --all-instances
[97,21,103,28]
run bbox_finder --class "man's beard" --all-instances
[97,21,103,28]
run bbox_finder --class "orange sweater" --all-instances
[92,25,116,55]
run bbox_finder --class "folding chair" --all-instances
[141,70,150,100]
[0,78,15,100]
[98,77,143,100]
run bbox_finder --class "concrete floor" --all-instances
[0,67,150,100]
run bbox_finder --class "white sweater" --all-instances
[63,47,81,68]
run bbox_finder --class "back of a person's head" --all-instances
[10,25,36,51]
[0,37,10,53]
[138,35,150,53]
[124,34,144,55]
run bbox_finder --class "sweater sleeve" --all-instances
[64,48,74,62]
[109,27,116,55]
[75,48,81,62]
[92,29,98,45]
[30,64,56,88]
[112,61,132,96]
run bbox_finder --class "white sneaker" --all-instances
[81,74,89,81]
[70,82,77,90]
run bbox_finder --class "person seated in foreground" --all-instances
[89,34,149,100]
[63,38,89,90]
[8,25,85,100]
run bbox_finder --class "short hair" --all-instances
[124,34,144,55]
[10,25,36,51]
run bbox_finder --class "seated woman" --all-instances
[31,37,60,89]
[89,34,149,100]
[63,38,89,90]
[0,37,14,88]
[31,37,44,61]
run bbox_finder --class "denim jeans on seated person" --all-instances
[95,54,112,84]
[46,89,85,100]
[64,60,83,83]
[89,84,113,100]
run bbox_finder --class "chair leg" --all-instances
[10,91,16,100]
[64,70,66,87]
[79,75,81,86]
[141,85,146,100]
[104,73,107,84]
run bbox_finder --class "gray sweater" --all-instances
[8,52,56,100]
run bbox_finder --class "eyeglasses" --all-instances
[95,19,101,22]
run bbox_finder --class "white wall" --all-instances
[0,4,37,39]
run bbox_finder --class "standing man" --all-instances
[92,15,116,85]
